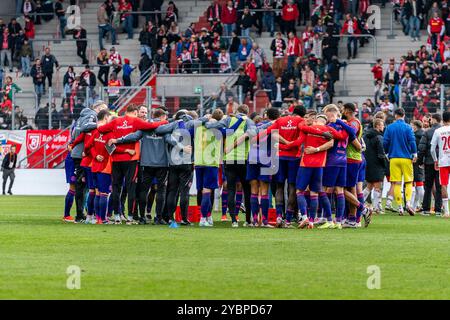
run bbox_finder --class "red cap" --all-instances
[124,58,130,64]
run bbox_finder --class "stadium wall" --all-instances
[12,169,67,195]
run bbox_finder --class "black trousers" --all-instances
[77,46,88,63]
[166,164,193,221]
[73,158,86,220]
[111,161,138,217]
[423,164,442,213]
[44,72,53,88]
[97,67,109,86]
[2,168,15,193]
[224,163,251,223]
[139,166,168,220]
[284,20,296,35]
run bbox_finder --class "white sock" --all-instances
[415,186,425,209]
[363,188,371,201]
[373,190,382,211]
[386,196,393,206]
[115,214,120,221]
[410,189,416,209]
[443,199,449,214]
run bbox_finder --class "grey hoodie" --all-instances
[70,107,97,159]
[116,119,180,167]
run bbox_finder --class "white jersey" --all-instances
[430,125,450,167]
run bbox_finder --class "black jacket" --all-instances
[41,54,59,74]
[240,13,254,29]
[0,33,14,50]
[1,152,17,170]
[139,54,153,73]
[418,123,440,165]
[403,0,424,18]
[35,105,49,129]
[74,28,87,49]
[384,70,400,85]
[30,65,45,85]
[363,128,388,181]
[414,128,425,181]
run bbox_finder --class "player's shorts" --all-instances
[65,155,76,184]
[275,158,300,184]
[296,166,323,193]
[346,162,362,188]
[389,158,413,183]
[323,166,347,187]
[246,163,271,182]
[195,166,219,190]
[439,166,450,186]
[358,159,366,183]
[221,169,240,183]
[93,172,112,194]
[83,166,95,189]
[151,177,157,185]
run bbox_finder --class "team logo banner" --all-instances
[25,130,70,168]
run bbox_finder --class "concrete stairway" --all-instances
[334,3,427,105]
[7,0,211,126]
[248,3,427,108]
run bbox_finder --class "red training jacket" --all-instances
[97,115,168,162]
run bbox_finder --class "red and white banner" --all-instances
[1,130,71,169]
[25,130,70,168]
[0,130,27,165]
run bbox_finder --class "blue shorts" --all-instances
[195,166,219,190]
[296,167,323,192]
[93,172,112,194]
[65,155,76,184]
[151,177,157,185]
[275,158,299,184]
[358,159,366,183]
[346,162,362,188]
[246,163,271,182]
[323,166,347,187]
[83,167,95,190]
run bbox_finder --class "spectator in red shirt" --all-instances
[413,99,429,121]
[286,31,303,70]
[371,59,384,83]
[428,11,446,49]
[207,1,222,25]
[221,0,237,37]
[341,13,360,59]
[244,57,257,101]
[282,0,299,35]
[118,0,133,39]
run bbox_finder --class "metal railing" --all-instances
[10,90,39,130]
[333,34,378,60]
[388,6,399,39]
[30,38,93,63]
[253,89,271,113]
[18,125,72,169]
[201,66,241,114]
[108,66,156,113]
[101,85,153,114]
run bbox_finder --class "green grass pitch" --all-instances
[0,195,449,300]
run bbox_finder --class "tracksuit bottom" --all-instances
[139,166,168,221]
[225,163,252,224]
[111,161,138,218]
[166,164,193,221]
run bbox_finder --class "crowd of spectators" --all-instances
[0,0,394,129]
[365,1,450,127]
